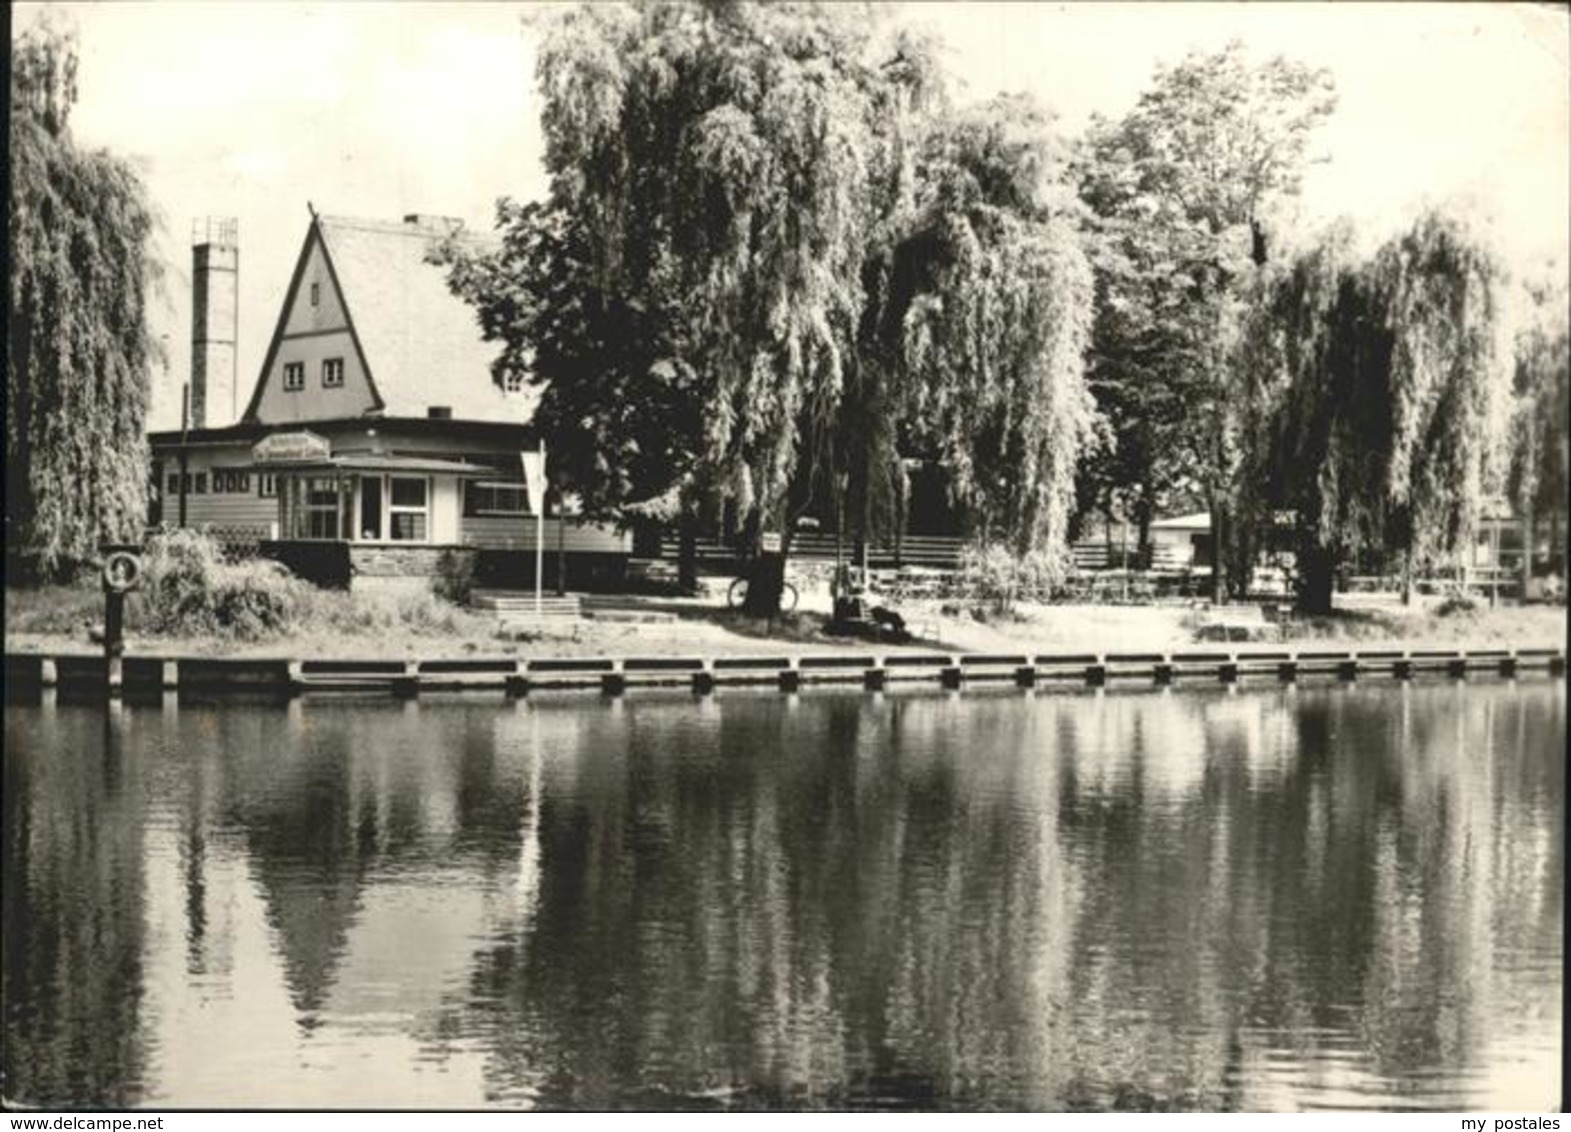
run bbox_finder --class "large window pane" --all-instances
[390,477,426,507]
[360,475,382,540]
[390,513,427,541]
[302,476,341,540]
[308,510,339,540]
[463,480,528,516]
[388,476,429,542]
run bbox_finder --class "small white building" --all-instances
[150,210,630,590]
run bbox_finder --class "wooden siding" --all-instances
[462,516,630,553]
[175,492,277,531]
[161,452,278,533]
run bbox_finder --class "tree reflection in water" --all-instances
[1,682,1561,1110]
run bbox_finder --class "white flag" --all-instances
[519,449,545,515]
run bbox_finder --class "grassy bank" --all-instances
[6,581,1563,662]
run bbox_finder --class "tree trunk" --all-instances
[858,471,871,581]
[556,494,567,597]
[742,552,786,617]
[677,508,698,595]
[742,516,792,618]
[1521,511,1533,599]
[1401,545,1414,607]
[1298,540,1336,616]
[894,465,907,569]
[1209,500,1226,604]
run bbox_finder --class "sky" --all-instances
[15,1,1570,430]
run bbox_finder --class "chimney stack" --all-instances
[191,217,238,428]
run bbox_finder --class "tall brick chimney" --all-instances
[191,217,238,428]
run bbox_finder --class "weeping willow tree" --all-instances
[1235,211,1513,613]
[452,2,1099,611]
[531,2,896,611]
[884,94,1097,561]
[8,15,161,580]
[1378,213,1514,598]
[1506,272,1569,589]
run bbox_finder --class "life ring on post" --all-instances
[103,550,142,594]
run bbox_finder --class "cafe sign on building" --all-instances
[252,431,331,465]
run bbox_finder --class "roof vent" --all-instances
[403,214,464,236]
[427,406,452,420]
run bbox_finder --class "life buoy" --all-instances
[103,550,142,593]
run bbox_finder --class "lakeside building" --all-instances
[149,210,1558,597]
[148,212,629,591]
[1071,504,1563,594]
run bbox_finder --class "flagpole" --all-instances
[535,437,545,617]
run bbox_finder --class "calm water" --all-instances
[2,681,1562,1111]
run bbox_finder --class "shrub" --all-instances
[433,548,478,606]
[99,529,496,645]
[134,528,305,641]
[210,560,300,638]
[956,542,1069,613]
[1435,593,1480,618]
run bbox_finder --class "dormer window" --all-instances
[283,362,305,391]
[322,357,344,388]
[310,282,320,307]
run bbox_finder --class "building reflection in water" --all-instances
[1,682,1561,1110]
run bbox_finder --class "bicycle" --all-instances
[727,575,799,613]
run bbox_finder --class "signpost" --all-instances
[521,440,546,616]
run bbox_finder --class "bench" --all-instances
[1196,603,1278,642]
[471,590,582,616]
[475,591,584,639]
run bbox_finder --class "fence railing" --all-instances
[657,533,967,570]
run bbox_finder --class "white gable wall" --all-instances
[282,235,349,335]
[250,229,379,424]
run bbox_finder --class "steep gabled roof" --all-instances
[316,214,527,423]
[243,211,532,425]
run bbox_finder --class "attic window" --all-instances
[322,357,343,388]
[283,362,304,391]
[503,372,525,395]
[309,282,320,307]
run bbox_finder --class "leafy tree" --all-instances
[452,3,1099,609]
[8,14,161,580]
[440,200,704,514]
[1077,41,1336,598]
[1234,212,1514,613]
